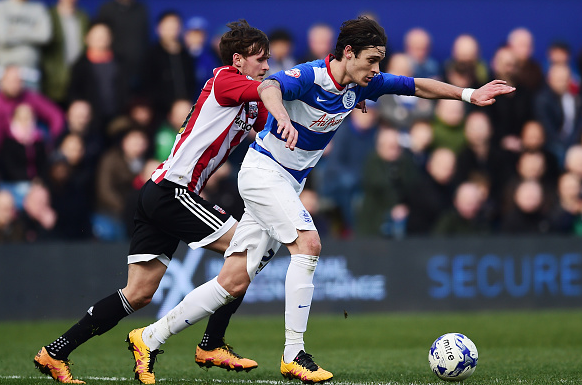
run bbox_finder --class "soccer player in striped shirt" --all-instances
[34,20,298,384]
[129,17,515,384]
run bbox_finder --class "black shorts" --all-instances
[127,179,235,265]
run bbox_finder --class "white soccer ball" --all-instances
[428,332,478,381]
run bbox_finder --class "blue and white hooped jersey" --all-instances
[249,54,416,184]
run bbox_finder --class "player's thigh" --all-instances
[237,167,316,244]
[141,180,237,251]
[225,211,281,281]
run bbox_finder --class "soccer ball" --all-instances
[428,333,478,381]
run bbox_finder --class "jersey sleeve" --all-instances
[362,73,416,101]
[266,63,316,101]
[212,68,262,106]
[253,101,268,132]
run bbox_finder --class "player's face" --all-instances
[346,46,385,87]
[238,50,270,81]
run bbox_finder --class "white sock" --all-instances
[283,254,318,363]
[142,277,233,350]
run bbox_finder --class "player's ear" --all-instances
[232,53,242,67]
[344,45,353,60]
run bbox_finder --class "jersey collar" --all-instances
[325,54,345,91]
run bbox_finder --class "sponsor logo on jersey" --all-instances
[248,101,258,119]
[342,90,356,109]
[309,113,345,129]
[234,115,254,132]
[213,205,226,214]
[300,209,313,223]
[285,68,301,78]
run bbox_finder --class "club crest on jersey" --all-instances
[342,90,356,109]
[213,205,226,215]
[285,68,301,78]
[248,102,258,119]
[299,209,313,223]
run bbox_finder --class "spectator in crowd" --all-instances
[502,150,555,216]
[520,120,560,185]
[21,181,57,241]
[154,98,191,162]
[356,127,420,237]
[69,22,130,130]
[107,97,157,145]
[501,179,551,234]
[377,53,434,131]
[403,27,441,79]
[122,157,159,236]
[184,16,220,99]
[0,0,51,89]
[444,34,489,89]
[46,133,93,239]
[143,11,195,119]
[41,0,90,106]
[300,22,334,62]
[485,46,535,152]
[93,129,149,241]
[401,119,433,169]
[267,28,296,75]
[548,172,582,234]
[430,99,466,154]
[454,111,514,210]
[402,147,458,235]
[564,145,582,179]
[0,189,26,243]
[97,0,149,93]
[535,62,582,166]
[300,186,330,238]
[507,27,544,93]
[322,102,380,235]
[545,41,580,94]
[0,103,48,208]
[0,65,65,145]
[432,181,491,236]
[62,99,103,166]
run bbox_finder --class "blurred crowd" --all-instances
[1,0,582,243]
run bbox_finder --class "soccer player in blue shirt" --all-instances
[128,17,514,383]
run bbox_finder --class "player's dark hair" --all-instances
[219,19,269,65]
[334,16,387,60]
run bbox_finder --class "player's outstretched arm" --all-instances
[258,79,298,150]
[414,78,516,106]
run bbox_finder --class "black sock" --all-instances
[199,293,245,350]
[45,290,134,360]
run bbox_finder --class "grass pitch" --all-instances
[1,309,581,384]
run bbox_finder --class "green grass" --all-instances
[1,309,581,384]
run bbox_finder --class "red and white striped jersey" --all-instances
[151,65,267,194]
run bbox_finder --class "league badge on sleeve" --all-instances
[285,68,301,78]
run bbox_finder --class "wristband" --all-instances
[462,88,475,103]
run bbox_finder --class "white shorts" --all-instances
[225,165,316,279]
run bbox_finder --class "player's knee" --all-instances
[302,235,322,256]
[218,272,250,298]
[124,288,155,310]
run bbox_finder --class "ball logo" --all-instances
[285,68,301,78]
[213,205,226,214]
[342,90,356,109]
[299,209,313,223]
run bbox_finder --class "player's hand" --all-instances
[470,80,516,106]
[355,100,367,113]
[277,119,298,151]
